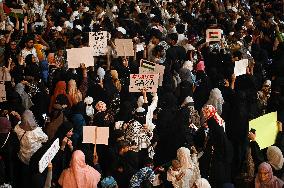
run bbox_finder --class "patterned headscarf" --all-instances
[95,101,107,112]
[202,105,225,127]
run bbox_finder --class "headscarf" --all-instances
[58,150,101,188]
[20,110,38,131]
[50,81,68,112]
[202,105,225,127]
[95,101,107,112]
[255,162,284,188]
[110,70,121,92]
[0,117,12,133]
[101,176,117,188]
[195,178,211,188]
[267,146,284,170]
[129,167,155,188]
[54,121,74,141]
[15,83,34,109]
[196,61,205,71]
[205,88,224,115]
[176,147,193,170]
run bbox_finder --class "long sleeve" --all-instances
[249,141,264,167]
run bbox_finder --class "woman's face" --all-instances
[32,55,36,63]
[66,128,73,138]
[259,168,270,183]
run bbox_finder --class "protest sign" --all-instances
[234,59,248,77]
[67,47,94,68]
[206,29,222,42]
[89,31,109,56]
[249,112,278,149]
[82,126,109,145]
[115,39,134,57]
[129,74,159,92]
[139,60,165,86]
[0,80,6,102]
[39,138,60,173]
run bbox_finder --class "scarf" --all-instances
[202,105,225,127]
[58,150,101,188]
[255,162,284,188]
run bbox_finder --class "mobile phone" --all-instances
[250,128,256,134]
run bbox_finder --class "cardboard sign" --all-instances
[67,47,94,68]
[83,126,109,145]
[89,31,109,56]
[139,60,165,86]
[249,112,278,149]
[115,39,134,57]
[0,80,6,102]
[206,29,222,42]
[10,8,23,14]
[39,138,60,173]
[129,74,159,92]
[234,59,248,77]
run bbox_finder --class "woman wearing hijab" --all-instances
[67,79,82,107]
[14,110,48,187]
[255,162,284,188]
[49,81,71,113]
[193,178,211,188]
[58,150,101,188]
[24,54,41,80]
[267,146,284,179]
[15,82,34,110]
[175,147,201,188]
[257,80,272,115]
[0,117,19,187]
[199,105,233,188]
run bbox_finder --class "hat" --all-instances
[196,61,205,71]
[117,27,126,35]
[0,117,12,133]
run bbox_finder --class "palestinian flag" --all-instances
[209,31,220,39]
[141,60,155,71]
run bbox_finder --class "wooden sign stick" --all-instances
[94,126,98,156]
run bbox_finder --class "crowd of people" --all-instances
[0,0,284,187]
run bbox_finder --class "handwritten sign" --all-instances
[129,74,159,92]
[139,60,165,86]
[39,138,60,173]
[0,80,6,102]
[67,47,94,68]
[234,59,248,77]
[115,39,134,57]
[89,31,109,56]
[83,126,109,145]
[206,29,222,42]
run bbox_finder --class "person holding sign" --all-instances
[58,150,101,188]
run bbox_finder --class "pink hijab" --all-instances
[255,162,284,188]
[58,150,101,188]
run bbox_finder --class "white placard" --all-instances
[39,138,60,173]
[206,29,222,42]
[89,31,109,56]
[129,74,159,92]
[67,47,94,68]
[234,59,248,77]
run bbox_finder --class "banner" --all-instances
[249,112,278,149]
[89,31,109,56]
[0,80,6,102]
[206,29,222,42]
[39,139,60,173]
[66,47,94,68]
[129,74,159,92]
[115,39,134,57]
[82,126,109,145]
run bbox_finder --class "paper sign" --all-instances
[139,60,165,86]
[206,29,222,42]
[0,80,6,102]
[67,47,94,68]
[129,74,159,92]
[234,59,248,77]
[89,31,109,56]
[249,112,278,149]
[39,138,60,173]
[10,8,23,14]
[115,39,134,57]
[83,126,109,145]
